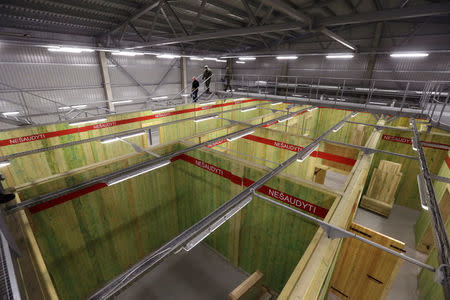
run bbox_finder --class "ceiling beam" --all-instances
[103,0,161,36]
[129,22,305,48]
[319,3,450,27]
[320,28,356,51]
[260,0,311,25]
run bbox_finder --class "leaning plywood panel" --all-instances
[369,125,449,210]
[329,223,405,299]
[360,160,403,216]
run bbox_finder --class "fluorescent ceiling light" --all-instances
[369,101,388,106]
[69,118,107,126]
[241,107,257,112]
[234,98,247,101]
[271,102,283,106]
[227,130,255,142]
[308,107,318,112]
[2,111,20,116]
[417,173,429,210]
[326,54,354,59]
[183,196,252,251]
[276,56,298,60]
[157,54,181,59]
[153,107,175,113]
[297,144,319,162]
[58,106,71,110]
[107,160,171,186]
[293,94,305,98]
[238,57,256,61]
[190,57,204,61]
[48,47,94,53]
[390,52,429,58]
[279,116,293,123]
[71,105,87,109]
[194,115,218,123]
[152,96,168,100]
[112,51,143,56]
[236,61,245,64]
[112,100,133,105]
[101,131,146,144]
[203,57,217,61]
[215,59,227,63]
[411,136,418,151]
[0,161,10,168]
[199,101,216,106]
[332,123,345,133]
[181,94,190,97]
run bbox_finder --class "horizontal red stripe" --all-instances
[382,134,449,150]
[175,153,242,185]
[243,178,328,218]
[242,135,356,166]
[29,182,108,214]
[0,99,260,147]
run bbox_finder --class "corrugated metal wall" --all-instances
[0,45,186,129]
[232,53,450,89]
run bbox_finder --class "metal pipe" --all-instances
[217,91,427,119]
[411,119,450,298]
[252,192,435,272]
[5,107,311,214]
[0,101,281,161]
[87,113,353,299]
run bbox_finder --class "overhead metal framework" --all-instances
[86,112,354,299]
[0,1,449,54]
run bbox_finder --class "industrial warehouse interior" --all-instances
[0,0,448,299]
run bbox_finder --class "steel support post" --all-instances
[98,51,115,112]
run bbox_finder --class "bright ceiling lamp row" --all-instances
[235,52,430,61]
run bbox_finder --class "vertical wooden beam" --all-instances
[98,51,115,112]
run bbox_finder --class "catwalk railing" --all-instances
[1,74,448,130]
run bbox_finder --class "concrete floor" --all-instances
[328,205,427,300]
[115,243,248,300]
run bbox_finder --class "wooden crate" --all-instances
[361,160,402,217]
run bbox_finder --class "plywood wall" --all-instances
[0,99,268,187]
[415,150,450,252]
[366,126,449,210]
[17,144,180,300]
[172,147,336,292]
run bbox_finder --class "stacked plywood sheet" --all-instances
[361,160,403,217]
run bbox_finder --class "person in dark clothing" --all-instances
[191,76,199,102]
[202,65,212,93]
[224,66,232,91]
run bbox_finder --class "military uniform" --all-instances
[202,68,213,93]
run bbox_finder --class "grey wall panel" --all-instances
[0,45,183,128]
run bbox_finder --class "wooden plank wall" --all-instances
[366,125,449,210]
[0,99,267,187]
[417,218,450,300]
[16,144,180,300]
[415,149,450,253]
[172,147,336,293]
[278,120,385,299]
